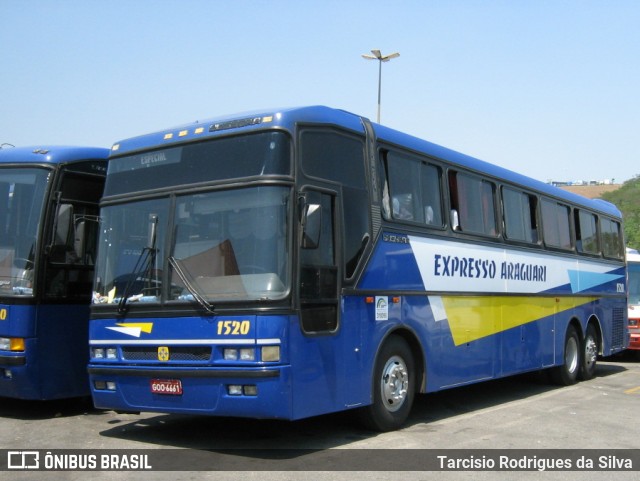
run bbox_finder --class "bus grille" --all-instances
[611,308,625,350]
[122,346,212,361]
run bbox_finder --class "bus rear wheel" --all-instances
[550,325,581,386]
[359,335,415,432]
[579,324,599,381]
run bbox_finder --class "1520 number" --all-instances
[217,320,250,336]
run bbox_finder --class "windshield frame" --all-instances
[92,182,294,312]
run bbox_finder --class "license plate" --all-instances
[150,379,183,395]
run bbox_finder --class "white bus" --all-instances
[627,247,640,355]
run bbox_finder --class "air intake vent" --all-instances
[122,346,211,362]
[611,308,625,350]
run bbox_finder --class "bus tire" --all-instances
[550,325,581,386]
[579,323,599,381]
[359,335,415,432]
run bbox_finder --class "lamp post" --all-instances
[362,49,400,123]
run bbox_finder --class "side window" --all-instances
[601,217,623,259]
[387,152,421,221]
[300,192,335,269]
[300,129,369,281]
[385,151,443,227]
[421,162,443,226]
[343,187,369,278]
[502,187,539,244]
[300,130,366,188]
[45,170,104,300]
[299,191,338,333]
[449,171,497,236]
[575,209,599,255]
[541,199,572,250]
[49,172,103,266]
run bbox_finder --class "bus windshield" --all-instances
[93,185,290,306]
[628,261,640,305]
[0,167,51,296]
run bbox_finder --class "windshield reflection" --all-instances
[93,186,290,306]
[0,168,50,296]
[629,263,640,305]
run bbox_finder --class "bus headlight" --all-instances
[239,348,255,361]
[94,380,117,391]
[224,348,256,361]
[91,348,105,359]
[0,337,25,351]
[91,347,118,360]
[261,346,280,362]
[227,384,257,396]
[223,348,238,360]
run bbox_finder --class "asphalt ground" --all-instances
[1,350,639,480]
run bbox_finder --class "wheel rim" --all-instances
[566,336,579,373]
[380,355,409,413]
[584,336,597,369]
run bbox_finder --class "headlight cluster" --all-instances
[93,380,117,391]
[222,345,280,362]
[227,384,258,396]
[0,337,24,351]
[90,347,118,360]
[223,348,255,361]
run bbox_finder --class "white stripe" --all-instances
[89,338,281,346]
[428,296,447,322]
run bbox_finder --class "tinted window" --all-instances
[421,163,443,226]
[575,210,599,254]
[449,171,496,235]
[300,130,369,279]
[387,153,421,221]
[300,130,365,188]
[503,187,539,244]
[385,151,443,227]
[541,199,572,250]
[106,132,291,196]
[601,217,623,259]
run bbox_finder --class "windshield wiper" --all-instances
[168,256,216,314]
[118,214,159,314]
[117,246,155,314]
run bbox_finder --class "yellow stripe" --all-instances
[624,386,640,395]
[440,296,598,346]
[115,322,153,334]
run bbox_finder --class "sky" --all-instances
[1,0,639,184]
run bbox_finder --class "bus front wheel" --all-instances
[359,335,415,432]
[550,325,581,386]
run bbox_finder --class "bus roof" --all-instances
[0,146,110,165]
[109,105,621,218]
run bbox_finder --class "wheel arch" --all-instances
[586,314,603,356]
[376,327,426,393]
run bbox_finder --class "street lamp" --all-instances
[362,49,400,123]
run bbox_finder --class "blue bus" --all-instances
[88,106,627,430]
[0,146,108,400]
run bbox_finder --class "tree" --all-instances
[601,176,640,250]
